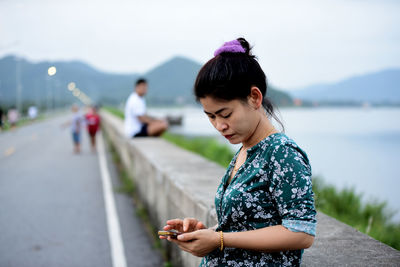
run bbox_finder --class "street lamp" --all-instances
[47,66,56,110]
[68,82,76,91]
[48,66,56,76]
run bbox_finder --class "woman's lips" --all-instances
[224,134,233,140]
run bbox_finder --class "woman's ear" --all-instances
[248,87,263,109]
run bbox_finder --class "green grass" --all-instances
[103,106,124,119]
[313,177,400,250]
[1,115,45,131]
[162,132,234,167]
[103,106,400,250]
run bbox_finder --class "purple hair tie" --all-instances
[214,40,245,57]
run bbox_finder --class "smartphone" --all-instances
[158,229,182,238]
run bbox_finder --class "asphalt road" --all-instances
[0,114,163,267]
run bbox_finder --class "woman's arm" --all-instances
[223,225,314,252]
[171,225,314,257]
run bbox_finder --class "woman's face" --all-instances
[199,96,260,145]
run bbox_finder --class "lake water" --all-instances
[149,107,400,222]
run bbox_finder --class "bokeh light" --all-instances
[47,66,56,76]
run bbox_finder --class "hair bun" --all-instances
[214,39,246,57]
[236,37,251,56]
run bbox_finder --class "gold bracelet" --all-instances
[219,231,224,251]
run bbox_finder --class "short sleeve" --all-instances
[268,143,317,236]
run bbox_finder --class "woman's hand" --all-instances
[169,229,220,257]
[159,218,206,240]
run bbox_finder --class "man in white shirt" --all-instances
[124,78,168,137]
[28,106,38,120]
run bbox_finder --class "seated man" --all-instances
[124,78,168,137]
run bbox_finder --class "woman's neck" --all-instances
[242,115,277,151]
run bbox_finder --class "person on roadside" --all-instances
[85,105,100,152]
[124,78,168,138]
[28,106,38,121]
[70,104,84,154]
[7,107,19,130]
[160,38,317,266]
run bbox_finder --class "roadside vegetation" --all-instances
[162,132,233,167]
[103,106,400,250]
[313,178,400,250]
[103,106,124,119]
[0,115,45,132]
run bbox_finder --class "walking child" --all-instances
[70,104,83,154]
[85,105,100,152]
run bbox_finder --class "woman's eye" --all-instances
[222,113,231,119]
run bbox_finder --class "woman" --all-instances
[160,38,317,266]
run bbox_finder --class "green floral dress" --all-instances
[200,133,317,267]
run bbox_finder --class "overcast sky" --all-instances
[1,0,399,90]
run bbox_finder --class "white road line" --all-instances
[97,133,127,267]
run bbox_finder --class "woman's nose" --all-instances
[215,120,228,132]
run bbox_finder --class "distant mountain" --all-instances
[144,56,293,106]
[0,55,293,109]
[291,69,400,104]
[0,55,138,109]
[144,56,202,105]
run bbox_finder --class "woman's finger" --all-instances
[177,231,197,242]
[182,218,191,232]
[166,218,183,225]
[163,225,182,232]
[183,218,199,232]
[196,221,206,230]
[164,219,185,232]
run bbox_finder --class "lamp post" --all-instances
[47,66,56,110]
[16,56,22,114]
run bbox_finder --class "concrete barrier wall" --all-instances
[100,110,400,267]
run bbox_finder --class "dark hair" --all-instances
[194,37,283,130]
[135,78,147,86]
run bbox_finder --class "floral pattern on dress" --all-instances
[200,133,317,267]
